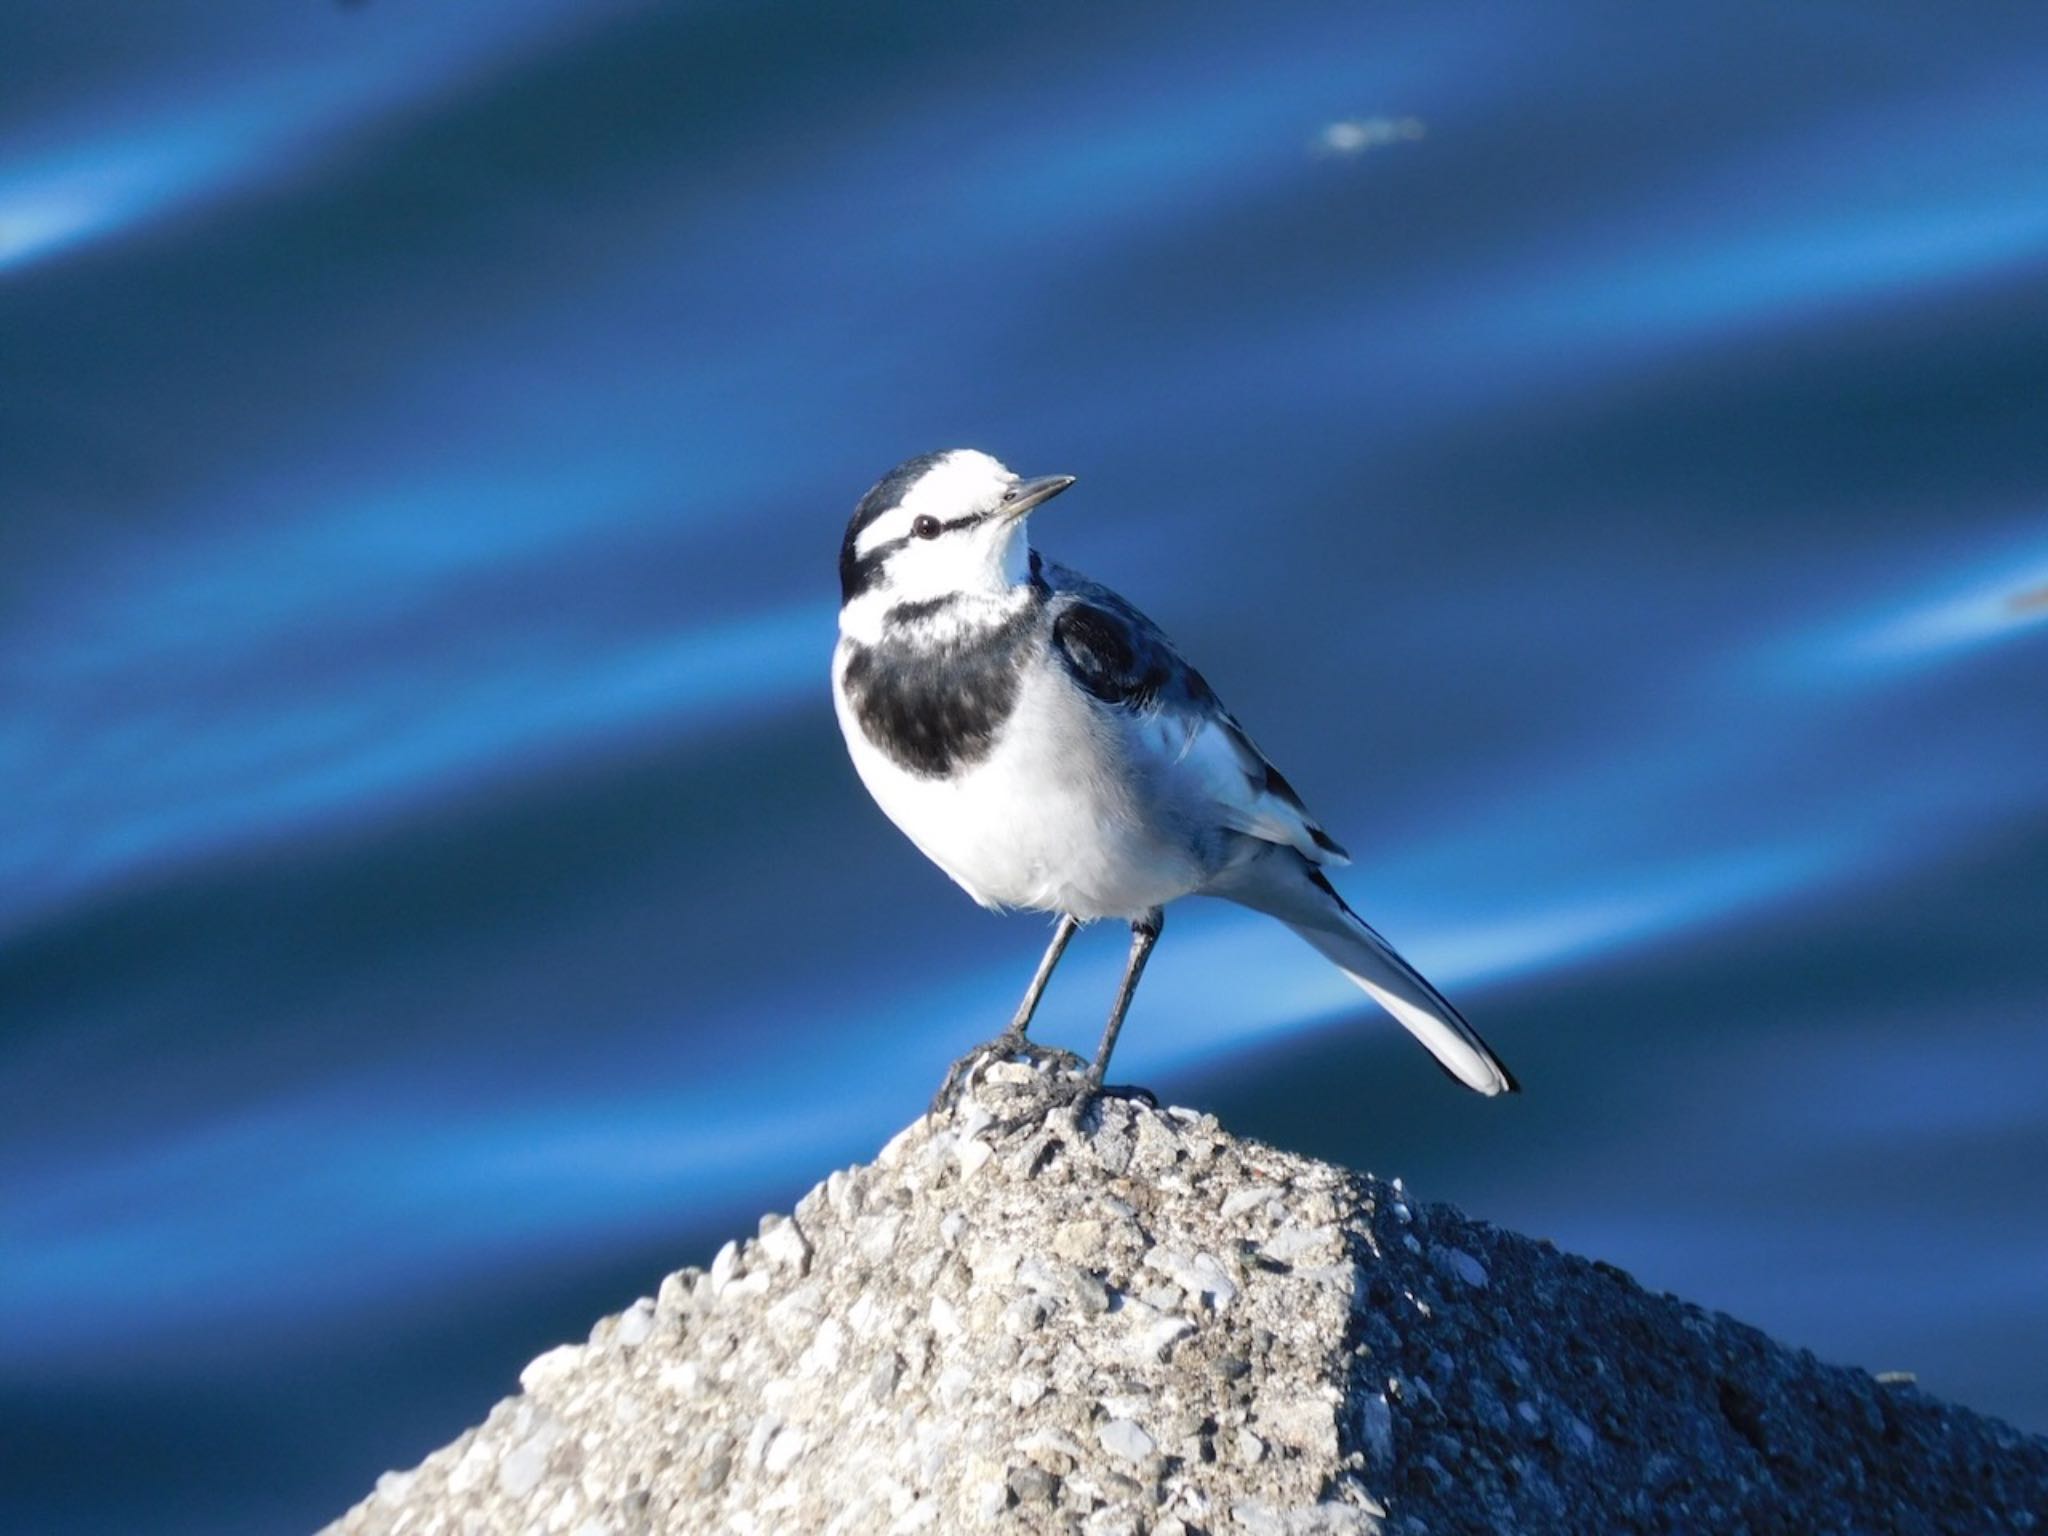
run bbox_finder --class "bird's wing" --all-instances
[1041,562,1350,867]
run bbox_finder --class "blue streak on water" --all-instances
[0,1,615,274]
[1504,82,2048,351]
[0,119,248,273]
[0,455,833,935]
[1831,543,2048,666]
[0,1082,879,1358]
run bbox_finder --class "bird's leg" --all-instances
[1005,911,1164,1124]
[1007,913,1081,1039]
[1082,908,1163,1102]
[931,915,1083,1113]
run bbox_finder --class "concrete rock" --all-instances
[324,1077,2048,1535]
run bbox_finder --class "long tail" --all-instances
[1213,850,1519,1096]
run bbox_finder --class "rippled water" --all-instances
[5,4,2047,1530]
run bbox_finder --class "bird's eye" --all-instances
[912,515,942,540]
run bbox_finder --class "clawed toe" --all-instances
[1038,1074,1156,1115]
[930,1031,1084,1116]
[1094,1081,1158,1109]
[981,1069,1159,1134]
[1011,1039,1085,1073]
[929,1047,994,1117]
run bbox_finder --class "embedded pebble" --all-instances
[1007,1464,1057,1506]
[1358,1393,1394,1467]
[1262,1225,1339,1265]
[1133,1316,1195,1362]
[519,1345,585,1398]
[612,1300,654,1348]
[1098,1419,1156,1462]
[762,1427,806,1476]
[496,1419,560,1500]
[708,1240,743,1294]
[1434,1245,1488,1290]
[1053,1219,1105,1262]
[757,1218,810,1275]
[1222,1185,1284,1220]
[1145,1248,1238,1309]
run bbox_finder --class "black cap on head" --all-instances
[839,451,947,601]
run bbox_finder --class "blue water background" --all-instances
[4,3,2047,1529]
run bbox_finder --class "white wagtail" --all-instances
[831,449,1518,1106]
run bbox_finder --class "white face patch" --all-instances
[852,449,1013,558]
[849,449,1034,610]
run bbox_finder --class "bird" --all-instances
[830,448,1518,1108]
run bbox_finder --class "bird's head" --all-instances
[838,449,1075,610]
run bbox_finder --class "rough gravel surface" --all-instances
[324,1067,2048,1535]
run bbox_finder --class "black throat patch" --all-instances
[841,602,1039,778]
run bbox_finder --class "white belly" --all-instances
[833,646,1204,920]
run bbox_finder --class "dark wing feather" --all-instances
[1051,601,1172,708]
[1043,563,1212,713]
[1040,561,1351,865]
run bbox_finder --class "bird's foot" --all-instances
[1039,1072,1159,1115]
[929,1030,1086,1117]
[1096,1081,1161,1109]
[984,1068,1159,1135]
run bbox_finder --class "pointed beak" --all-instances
[997,473,1076,523]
